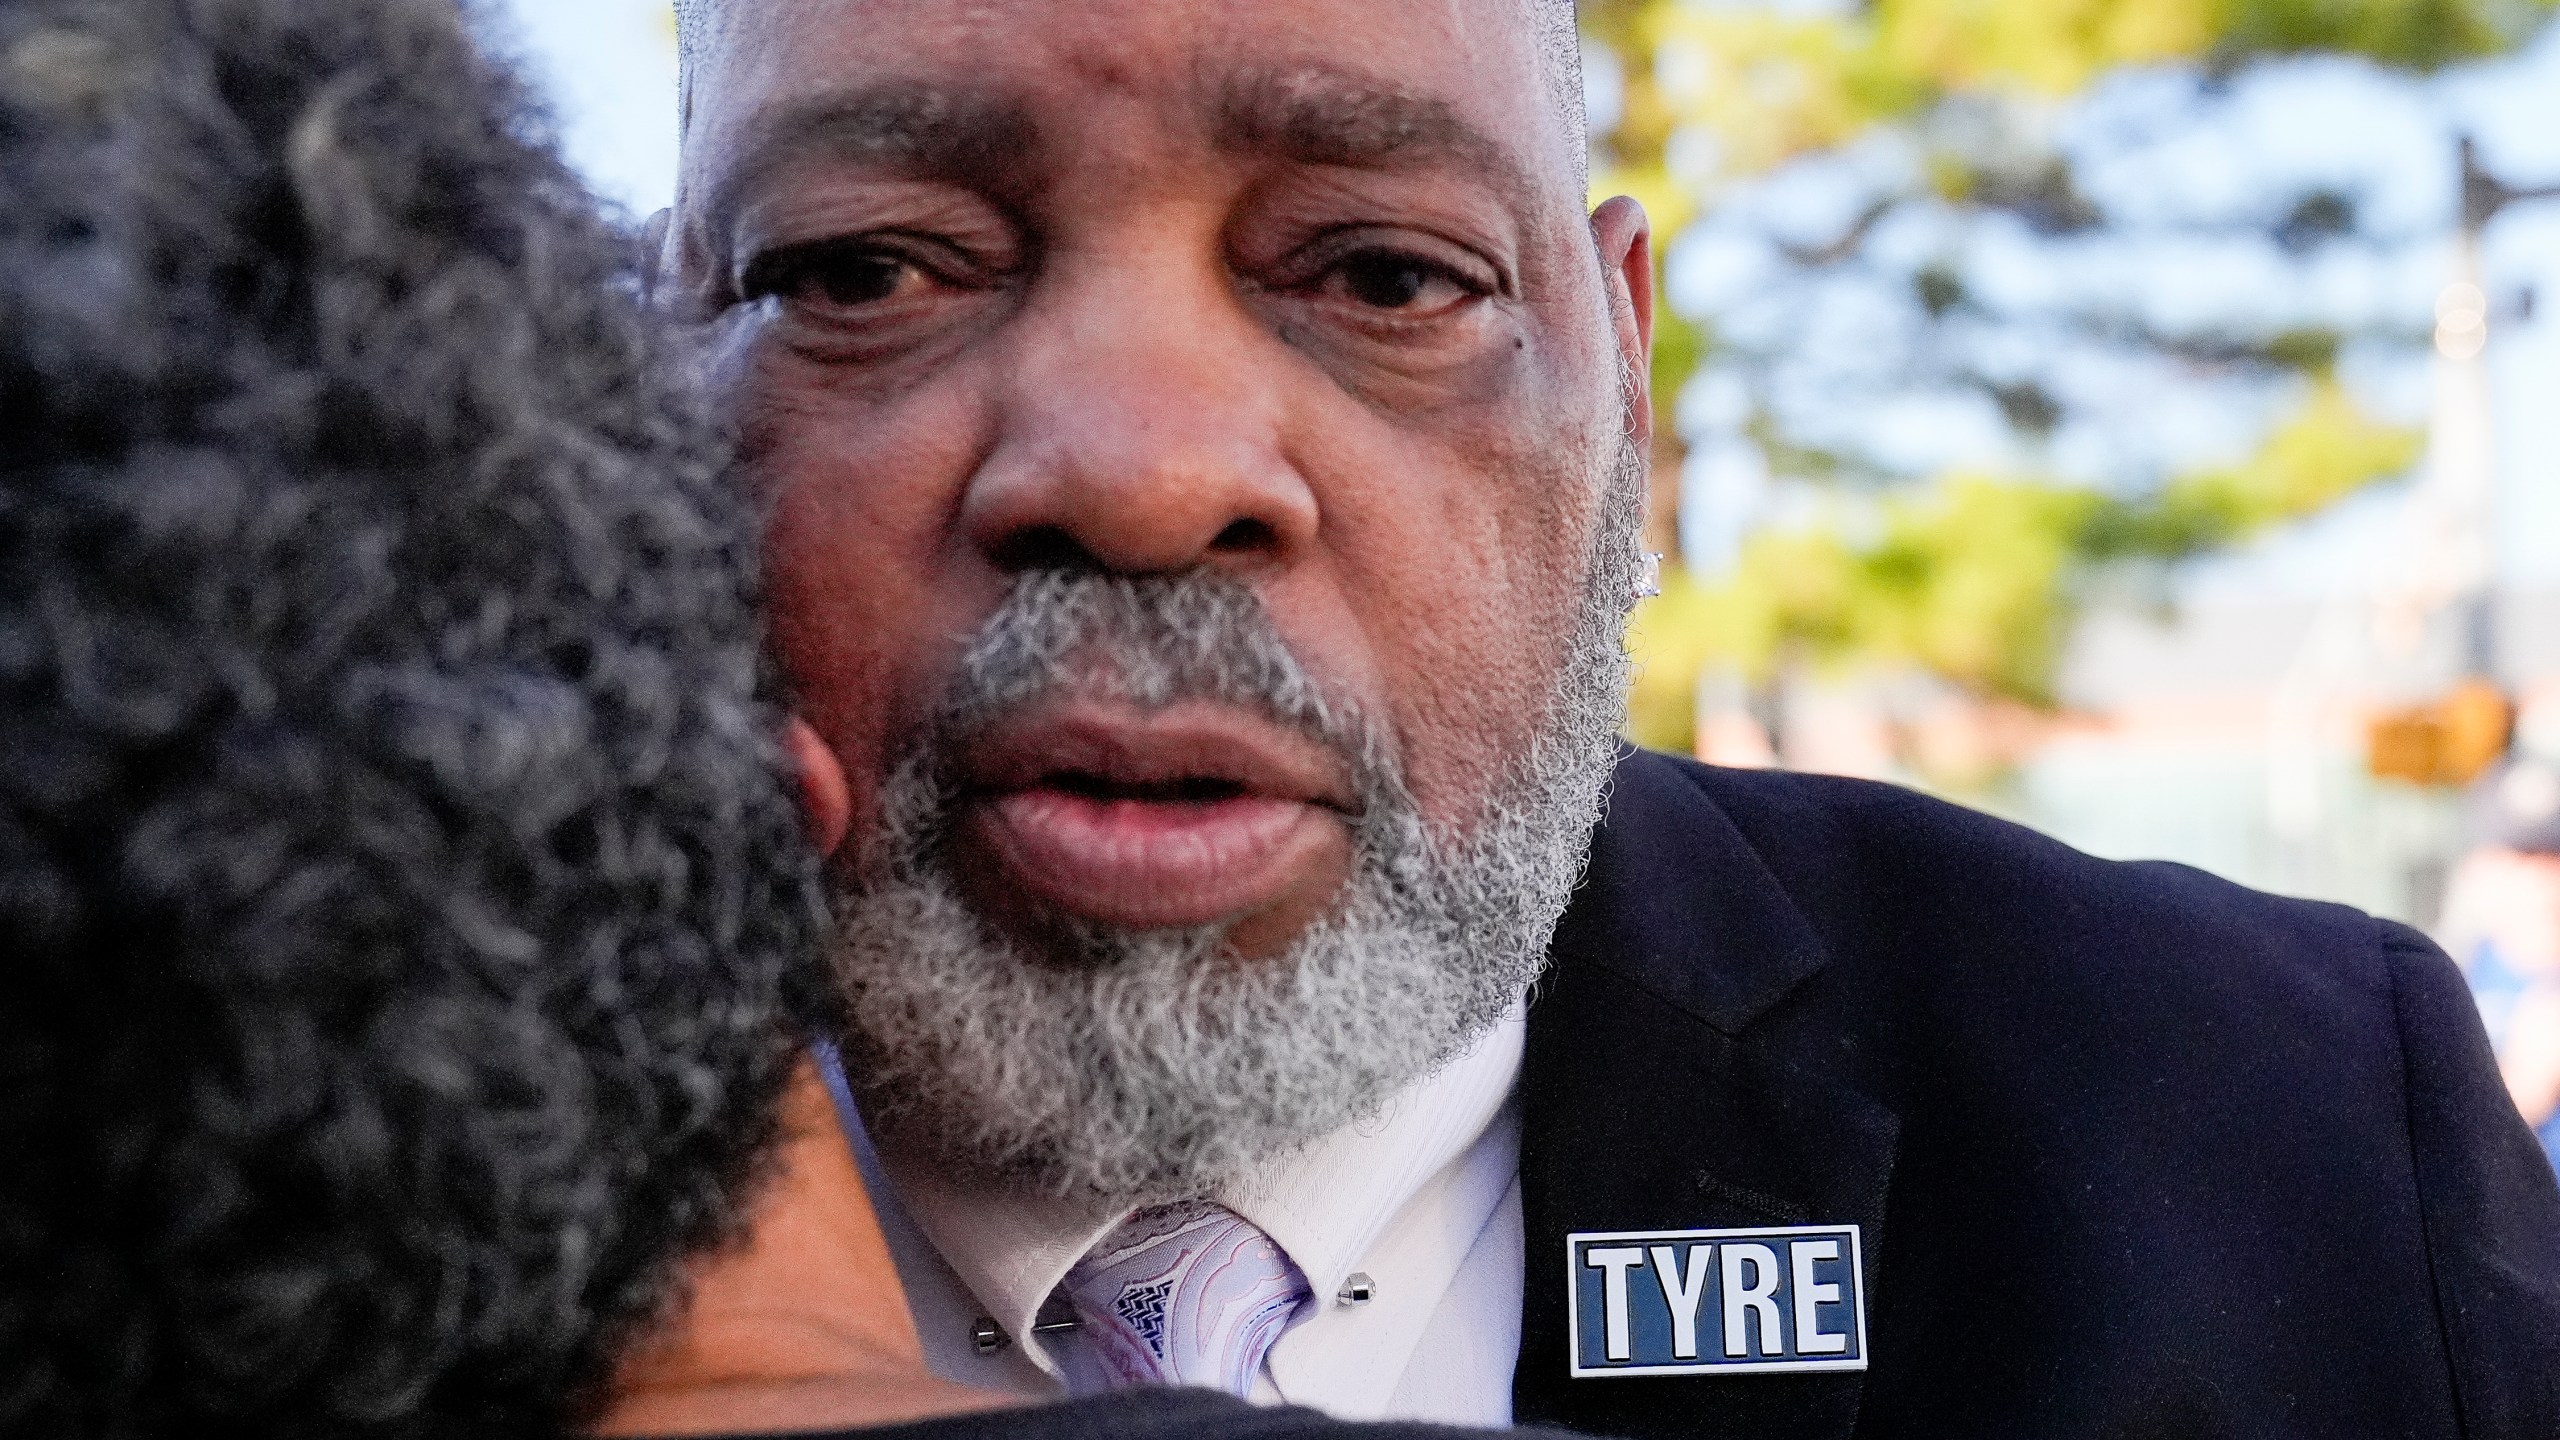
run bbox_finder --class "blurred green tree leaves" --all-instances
[1629,382,2419,738]
[1593,0,2550,199]
[1594,0,2547,756]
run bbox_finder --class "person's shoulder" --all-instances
[1577,753,2560,1425]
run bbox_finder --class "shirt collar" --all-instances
[877,1006,1527,1380]
[1216,1008,1524,1314]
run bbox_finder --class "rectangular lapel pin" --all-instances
[1566,1225,1868,1378]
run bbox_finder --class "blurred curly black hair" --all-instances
[0,0,834,1435]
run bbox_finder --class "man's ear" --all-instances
[784,717,851,860]
[1591,195,1655,443]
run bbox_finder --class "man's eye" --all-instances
[1327,253,1477,313]
[803,252,914,307]
[741,243,930,312]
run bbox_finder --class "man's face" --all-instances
[676,0,1651,1197]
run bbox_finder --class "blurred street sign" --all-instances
[2367,679,2514,787]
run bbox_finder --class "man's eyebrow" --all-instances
[1213,66,1542,212]
[704,83,1036,223]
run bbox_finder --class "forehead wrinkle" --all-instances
[704,81,1038,226]
[1210,64,1547,218]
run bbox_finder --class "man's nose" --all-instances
[959,266,1318,576]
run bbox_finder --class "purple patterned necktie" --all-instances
[1058,1199,1311,1397]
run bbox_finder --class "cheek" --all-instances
[1309,339,1611,828]
[742,354,1000,827]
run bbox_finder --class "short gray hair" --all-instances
[673,0,716,79]
[674,0,1585,181]
[1528,0,1587,184]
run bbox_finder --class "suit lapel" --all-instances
[1514,753,1898,1440]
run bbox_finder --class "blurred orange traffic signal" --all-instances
[2366,679,2514,787]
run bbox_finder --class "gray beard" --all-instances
[830,439,1646,1204]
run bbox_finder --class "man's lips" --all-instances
[949,702,1357,933]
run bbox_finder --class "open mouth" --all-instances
[946,701,1358,936]
[1033,771,1259,805]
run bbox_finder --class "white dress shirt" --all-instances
[817,1012,1528,1425]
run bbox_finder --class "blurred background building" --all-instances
[491,0,2560,1149]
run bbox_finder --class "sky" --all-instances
[479,0,681,224]
[489,0,2560,600]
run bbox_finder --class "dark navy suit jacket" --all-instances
[1512,750,2560,1439]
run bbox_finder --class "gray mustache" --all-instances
[932,567,1390,791]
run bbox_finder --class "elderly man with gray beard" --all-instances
[632,1,2560,1437]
